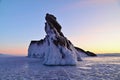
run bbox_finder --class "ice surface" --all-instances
[0,54,120,80]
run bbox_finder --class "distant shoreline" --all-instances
[97,53,120,57]
[0,53,120,57]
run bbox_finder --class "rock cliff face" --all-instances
[28,13,96,66]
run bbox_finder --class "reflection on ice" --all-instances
[78,67,92,70]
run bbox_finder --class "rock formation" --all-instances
[75,47,97,57]
[28,13,96,66]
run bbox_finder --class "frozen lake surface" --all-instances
[0,54,120,80]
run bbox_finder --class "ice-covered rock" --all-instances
[28,13,96,66]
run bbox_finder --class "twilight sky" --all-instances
[0,0,120,55]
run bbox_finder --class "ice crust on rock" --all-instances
[28,13,96,66]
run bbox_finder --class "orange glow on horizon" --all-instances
[0,47,27,56]
[0,41,120,55]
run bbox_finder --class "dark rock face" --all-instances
[45,13,64,37]
[28,13,97,66]
[86,51,97,56]
[75,47,97,56]
[75,47,86,53]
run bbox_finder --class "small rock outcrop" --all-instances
[28,13,96,66]
[75,47,97,57]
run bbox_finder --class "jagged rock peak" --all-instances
[45,13,64,37]
[28,13,96,66]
